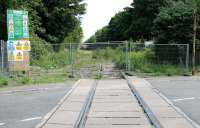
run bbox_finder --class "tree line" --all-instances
[0,0,86,46]
[85,0,200,46]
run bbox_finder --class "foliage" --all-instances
[94,48,189,76]
[154,0,195,45]
[32,50,69,69]
[85,0,170,42]
[36,0,85,46]
[19,76,32,84]
[31,74,71,84]
[0,0,85,46]
[153,0,200,63]
[63,23,84,44]
[0,76,8,87]
[85,0,199,45]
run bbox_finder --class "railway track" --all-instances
[73,79,154,128]
[40,78,195,128]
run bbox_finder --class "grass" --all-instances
[0,76,9,88]
[31,50,70,69]
[31,73,76,84]
[5,73,75,87]
[95,48,191,76]
[1,46,197,88]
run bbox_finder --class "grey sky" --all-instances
[81,0,132,41]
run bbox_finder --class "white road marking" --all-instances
[0,123,5,126]
[173,97,195,102]
[20,116,42,122]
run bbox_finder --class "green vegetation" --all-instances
[0,76,8,87]
[128,50,188,76]
[85,0,200,63]
[93,47,189,76]
[86,0,200,44]
[85,0,200,75]
[1,0,200,86]
[0,0,86,45]
[32,50,70,69]
[31,73,75,84]
[18,76,32,85]
[0,0,86,85]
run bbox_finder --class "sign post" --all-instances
[192,9,197,75]
[7,10,31,72]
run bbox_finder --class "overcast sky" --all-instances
[81,0,132,41]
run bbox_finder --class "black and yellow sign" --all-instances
[16,41,23,50]
[8,51,24,61]
[15,51,24,61]
[23,41,31,51]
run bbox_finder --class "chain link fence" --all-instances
[127,43,190,71]
[30,42,128,80]
[0,40,8,75]
[1,40,200,80]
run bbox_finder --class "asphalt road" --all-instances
[0,82,73,128]
[146,76,200,126]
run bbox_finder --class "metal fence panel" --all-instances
[0,41,197,80]
[127,43,190,73]
[30,42,127,80]
[0,40,8,75]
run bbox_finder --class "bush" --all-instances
[32,50,70,69]
[92,47,125,62]
[114,48,188,76]
[0,76,8,87]
[19,76,32,85]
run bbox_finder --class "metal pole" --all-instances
[192,9,197,75]
[1,41,4,73]
[70,42,74,78]
[129,41,131,71]
[125,41,128,71]
[1,40,3,72]
[70,42,72,77]
[186,44,189,70]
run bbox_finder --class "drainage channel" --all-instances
[74,80,98,128]
[125,76,163,128]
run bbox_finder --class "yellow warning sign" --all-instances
[8,51,24,61]
[8,51,15,61]
[15,51,23,61]
[16,41,23,51]
[23,41,31,51]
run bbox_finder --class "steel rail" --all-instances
[122,72,163,128]
[74,80,98,128]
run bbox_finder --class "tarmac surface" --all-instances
[0,83,72,128]
[146,76,200,126]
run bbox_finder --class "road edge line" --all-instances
[35,79,81,128]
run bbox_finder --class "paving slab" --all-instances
[128,76,194,128]
[41,79,95,128]
[85,79,152,128]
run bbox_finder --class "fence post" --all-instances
[1,40,4,73]
[186,44,189,70]
[125,41,128,71]
[128,41,131,71]
[70,42,74,78]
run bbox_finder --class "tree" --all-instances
[132,0,169,40]
[85,0,170,42]
[37,0,85,47]
[0,0,86,47]
[153,0,200,64]
[0,0,8,40]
